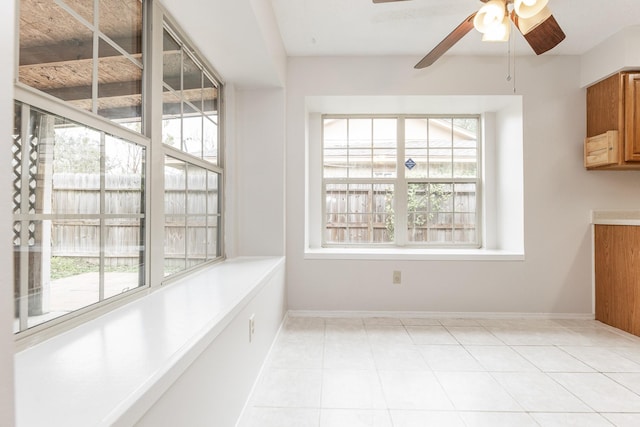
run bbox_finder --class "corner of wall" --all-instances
[0,2,16,425]
[580,25,640,87]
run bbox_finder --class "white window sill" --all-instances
[14,256,285,427]
[305,247,524,261]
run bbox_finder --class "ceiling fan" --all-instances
[373,0,566,68]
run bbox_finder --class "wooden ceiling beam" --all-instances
[20,36,142,66]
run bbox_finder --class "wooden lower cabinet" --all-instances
[595,224,640,335]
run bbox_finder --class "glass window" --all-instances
[12,102,146,333]
[13,0,225,337]
[323,115,480,248]
[162,27,220,165]
[162,24,223,279]
[164,157,222,277]
[18,0,144,131]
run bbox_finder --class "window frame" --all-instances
[321,114,482,249]
[160,19,225,281]
[12,0,226,342]
[13,85,152,338]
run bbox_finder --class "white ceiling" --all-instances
[270,0,640,60]
[160,0,640,87]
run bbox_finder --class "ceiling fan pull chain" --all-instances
[506,31,517,93]
[512,34,517,93]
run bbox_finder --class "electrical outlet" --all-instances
[249,314,255,342]
[393,270,401,285]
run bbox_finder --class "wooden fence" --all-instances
[50,173,218,267]
[325,183,476,244]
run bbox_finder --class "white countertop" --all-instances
[14,256,285,427]
[592,210,640,226]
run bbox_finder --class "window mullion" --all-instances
[395,116,407,247]
[18,104,31,331]
[91,0,99,114]
[99,132,106,302]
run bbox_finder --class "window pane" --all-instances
[348,119,372,178]
[183,53,203,111]
[372,118,397,178]
[105,135,145,214]
[183,104,202,157]
[207,172,219,215]
[203,75,219,164]
[99,0,142,56]
[164,158,220,277]
[407,183,454,243]
[56,124,102,216]
[405,118,428,178]
[323,118,347,178]
[19,0,94,112]
[324,183,393,244]
[407,182,477,245]
[164,215,186,276]
[428,119,453,178]
[206,216,220,260]
[164,157,186,215]
[162,89,182,149]
[62,0,93,23]
[188,165,207,215]
[163,30,181,91]
[324,183,347,243]
[373,184,393,243]
[104,218,144,299]
[203,118,218,164]
[98,39,142,128]
[187,216,206,268]
[19,0,144,131]
[13,103,147,332]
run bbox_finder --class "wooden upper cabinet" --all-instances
[585,71,640,169]
[626,73,640,162]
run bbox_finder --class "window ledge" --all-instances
[305,247,524,261]
[14,256,285,427]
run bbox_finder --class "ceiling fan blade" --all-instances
[414,12,476,69]
[510,10,566,55]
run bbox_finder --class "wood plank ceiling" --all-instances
[19,0,143,119]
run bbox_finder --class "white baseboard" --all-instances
[287,310,595,321]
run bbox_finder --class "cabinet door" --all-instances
[595,225,640,335]
[625,73,640,161]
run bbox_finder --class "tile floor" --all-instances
[237,316,640,427]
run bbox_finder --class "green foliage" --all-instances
[385,184,451,239]
[53,129,102,174]
[50,256,98,280]
[50,256,138,280]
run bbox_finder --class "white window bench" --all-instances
[14,256,286,427]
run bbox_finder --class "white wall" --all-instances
[0,1,15,425]
[134,263,286,427]
[235,89,286,256]
[580,26,640,87]
[495,105,524,252]
[285,55,640,315]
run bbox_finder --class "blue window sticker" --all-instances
[405,158,416,170]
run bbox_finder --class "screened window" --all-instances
[162,24,223,278]
[323,115,481,247]
[12,102,146,333]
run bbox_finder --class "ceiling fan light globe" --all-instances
[514,6,552,34]
[514,0,549,19]
[473,0,507,33]
[482,16,510,41]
